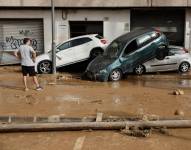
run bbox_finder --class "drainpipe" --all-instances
[51,0,56,74]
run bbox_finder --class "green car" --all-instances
[85,28,169,81]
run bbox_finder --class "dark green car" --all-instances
[85,28,169,81]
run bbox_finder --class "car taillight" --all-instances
[154,28,161,33]
[100,39,107,44]
[183,48,189,53]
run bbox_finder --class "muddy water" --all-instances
[1,67,191,150]
[55,73,191,90]
[126,73,191,89]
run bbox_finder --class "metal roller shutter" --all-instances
[131,9,185,46]
[0,19,44,65]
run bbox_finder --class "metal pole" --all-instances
[2,120,191,133]
[51,0,56,74]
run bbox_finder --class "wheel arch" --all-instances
[90,47,104,57]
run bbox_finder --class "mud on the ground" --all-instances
[0,66,191,150]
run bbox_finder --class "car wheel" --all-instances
[134,65,145,75]
[90,49,103,59]
[109,69,122,81]
[37,60,52,74]
[156,45,168,60]
[179,62,190,73]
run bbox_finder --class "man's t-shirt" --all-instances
[18,45,35,66]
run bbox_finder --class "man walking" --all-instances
[15,38,42,91]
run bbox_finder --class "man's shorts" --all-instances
[21,66,36,76]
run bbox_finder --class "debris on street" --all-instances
[173,89,185,95]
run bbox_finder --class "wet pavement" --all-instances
[0,66,191,150]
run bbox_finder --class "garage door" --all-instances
[70,21,103,38]
[131,9,185,46]
[0,19,44,65]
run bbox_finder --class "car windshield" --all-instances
[103,40,126,58]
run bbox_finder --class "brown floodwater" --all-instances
[0,66,191,150]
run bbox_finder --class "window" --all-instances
[104,40,126,58]
[57,37,92,52]
[137,34,151,47]
[150,32,160,40]
[57,42,70,51]
[72,38,92,47]
[123,40,138,57]
[169,48,185,55]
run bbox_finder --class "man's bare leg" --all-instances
[32,76,40,88]
[23,76,29,91]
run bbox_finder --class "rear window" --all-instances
[137,31,160,47]
[150,32,160,40]
[137,34,151,46]
[72,37,92,47]
[169,48,186,55]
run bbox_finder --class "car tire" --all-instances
[134,65,145,75]
[109,69,122,81]
[90,49,103,59]
[156,45,168,60]
[179,62,190,73]
[37,60,52,74]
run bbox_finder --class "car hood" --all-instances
[87,55,117,73]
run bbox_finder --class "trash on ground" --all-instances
[173,89,184,95]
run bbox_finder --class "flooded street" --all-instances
[0,66,191,150]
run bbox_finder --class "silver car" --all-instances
[134,46,191,75]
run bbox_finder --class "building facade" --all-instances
[0,0,191,64]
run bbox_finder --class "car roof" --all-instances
[56,34,98,47]
[115,28,157,43]
[67,34,98,41]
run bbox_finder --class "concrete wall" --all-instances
[0,9,130,52]
[0,9,52,52]
[185,9,191,49]
[152,0,188,7]
[59,10,130,43]
[0,0,190,7]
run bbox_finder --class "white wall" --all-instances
[185,9,191,49]
[57,9,130,43]
[0,9,130,52]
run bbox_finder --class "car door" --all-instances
[136,32,158,64]
[74,37,94,61]
[56,40,77,67]
[120,39,139,73]
[148,52,178,72]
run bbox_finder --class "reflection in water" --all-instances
[46,95,81,104]
[111,82,121,89]
[126,78,191,89]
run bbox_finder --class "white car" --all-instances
[134,46,191,75]
[35,34,108,73]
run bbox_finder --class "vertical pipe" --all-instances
[51,0,56,74]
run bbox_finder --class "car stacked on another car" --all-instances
[85,28,169,81]
[134,46,191,75]
[35,34,108,74]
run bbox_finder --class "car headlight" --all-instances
[100,69,107,74]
